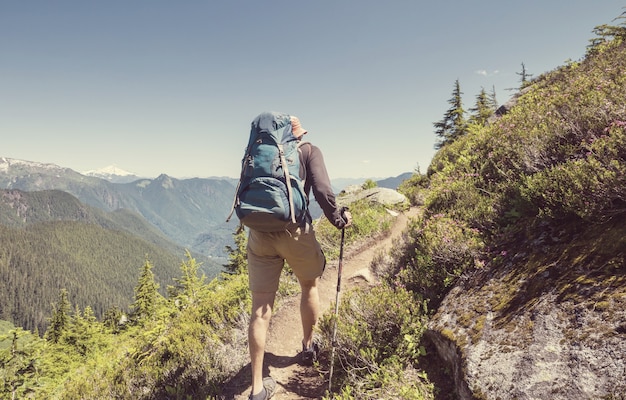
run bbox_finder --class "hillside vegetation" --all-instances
[379,21,625,399]
[2,17,626,400]
[314,20,626,399]
[419,24,626,398]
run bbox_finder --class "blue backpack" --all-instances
[227,111,308,232]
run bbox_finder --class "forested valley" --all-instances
[0,189,192,333]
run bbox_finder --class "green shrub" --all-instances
[201,272,250,333]
[323,364,433,400]
[398,171,429,206]
[362,179,378,190]
[0,328,46,400]
[315,199,394,260]
[387,214,484,308]
[425,173,499,231]
[521,122,626,221]
[318,284,432,399]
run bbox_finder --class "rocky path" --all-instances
[221,207,419,399]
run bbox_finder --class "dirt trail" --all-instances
[221,207,419,399]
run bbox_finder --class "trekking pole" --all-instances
[328,216,346,393]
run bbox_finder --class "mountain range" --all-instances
[0,157,412,259]
[0,157,238,259]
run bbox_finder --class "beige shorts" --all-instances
[247,226,326,293]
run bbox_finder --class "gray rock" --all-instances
[428,273,626,400]
[338,187,409,209]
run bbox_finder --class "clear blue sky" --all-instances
[2,1,624,179]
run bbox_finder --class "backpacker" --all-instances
[227,111,308,232]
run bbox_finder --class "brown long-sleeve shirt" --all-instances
[298,142,348,229]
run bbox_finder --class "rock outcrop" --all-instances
[427,222,626,399]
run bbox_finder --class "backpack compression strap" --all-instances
[277,143,297,224]
[226,162,244,223]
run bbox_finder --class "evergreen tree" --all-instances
[223,228,248,275]
[468,87,495,127]
[45,289,71,343]
[102,306,125,333]
[488,85,498,110]
[587,13,626,54]
[516,62,533,88]
[506,63,534,92]
[63,306,100,356]
[168,250,206,306]
[130,258,160,322]
[0,328,40,399]
[433,79,467,149]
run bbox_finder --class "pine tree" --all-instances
[516,62,533,88]
[45,289,71,343]
[587,13,626,54]
[103,305,124,333]
[63,305,100,356]
[0,328,40,399]
[130,258,160,322]
[506,63,534,92]
[488,85,498,110]
[223,228,248,275]
[433,79,467,149]
[168,250,206,306]
[468,87,495,127]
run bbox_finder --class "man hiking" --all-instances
[229,111,351,400]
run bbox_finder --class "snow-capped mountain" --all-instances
[0,157,71,175]
[82,165,143,183]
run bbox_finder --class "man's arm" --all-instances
[305,144,349,229]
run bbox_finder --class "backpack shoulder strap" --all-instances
[297,140,311,181]
[297,141,312,163]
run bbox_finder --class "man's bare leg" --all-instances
[249,291,276,396]
[298,278,320,348]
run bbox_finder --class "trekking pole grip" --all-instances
[340,205,349,219]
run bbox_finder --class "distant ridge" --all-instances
[376,172,413,189]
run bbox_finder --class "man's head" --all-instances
[291,116,308,138]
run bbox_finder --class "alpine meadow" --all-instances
[2,15,626,400]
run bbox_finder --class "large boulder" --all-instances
[338,187,409,210]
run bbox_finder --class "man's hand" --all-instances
[342,209,353,228]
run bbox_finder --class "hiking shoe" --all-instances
[301,341,320,366]
[248,377,276,400]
